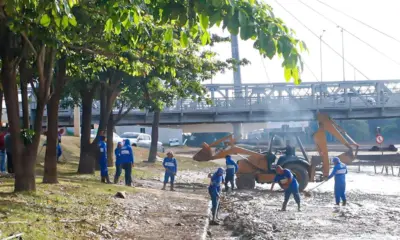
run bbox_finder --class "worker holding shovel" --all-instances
[326,157,348,206]
[208,168,224,225]
[162,151,178,191]
[271,165,301,212]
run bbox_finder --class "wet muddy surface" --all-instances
[109,163,400,240]
[208,171,400,240]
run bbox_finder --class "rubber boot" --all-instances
[170,183,175,191]
[114,176,119,184]
[280,201,288,211]
[106,175,112,184]
[224,185,229,192]
[342,200,347,206]
[101,177,106,183]
[161,183,166,190]
[297,203,301,212]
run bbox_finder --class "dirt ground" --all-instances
[110,169,213,240]
[207,167,400,240]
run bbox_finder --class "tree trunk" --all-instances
[78,88,96,174]
[107,113,114,167]
[148,110,160,162]
[0,90,3,123]
[0,29,36,191]
[43,57,67,183]
[19,56,30,129]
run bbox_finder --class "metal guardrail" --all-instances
[19,80,400,117]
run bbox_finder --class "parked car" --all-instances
[88,129,123,143]
[169,138,180,147]
[120,132,164,152]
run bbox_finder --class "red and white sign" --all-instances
[376,135,384,144]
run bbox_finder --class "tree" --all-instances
[1,0,305,191]
[342,120,370,142]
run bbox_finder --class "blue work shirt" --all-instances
[274,169,299,191]
[225,157,238,176]
[328,162,348,184]
[119,140,134,164]
[209,171,224,195]
[115,147,121,165]
[163,157,177,173]
[98,140,107,160]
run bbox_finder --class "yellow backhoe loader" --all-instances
[193,113,359,191]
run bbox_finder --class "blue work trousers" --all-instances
[164,171,175,184]
[100,158,108,177]
[224,174,235,190]
[0,150,5,172]
[334,182,346,204]
[208,186,220,216]
[284,187,301,205]
[115,163,132,186]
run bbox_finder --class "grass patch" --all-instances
[0,136,216,239]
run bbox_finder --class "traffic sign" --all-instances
[376,135,384,144]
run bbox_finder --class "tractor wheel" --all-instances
[236,174,255,190]
[284,163,309,192]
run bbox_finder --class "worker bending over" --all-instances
[271,165,301,211]
[115,139,134,186]
[224,155,238,191]
[208,168,224,222]
[162,151,178,191]
[98,136,111,183]
[326,157,347,206]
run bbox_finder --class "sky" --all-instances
[204,0,400,85]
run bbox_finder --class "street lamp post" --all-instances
[338,26,345,81]
[319,30,326,82]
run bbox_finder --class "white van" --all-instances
[120,132,164,152]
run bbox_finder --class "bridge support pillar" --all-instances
[232,123,243,140]
[73,105,80,137]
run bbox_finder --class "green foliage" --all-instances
[20,129,36,146]
[342,120,371,142]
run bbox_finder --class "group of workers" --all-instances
[97,136,134,185]
[97,135,178,191]
[207,153,348,221]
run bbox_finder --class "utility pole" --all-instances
[319,30,326,81]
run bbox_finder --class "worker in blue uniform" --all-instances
[208,168,225,223]
[326,157,348,206]
[113,142,122,184]
[114,139,134,186]
[162,151,178,191]
[224,155,238,191]
[56,143,62,163]
[271,165,301,211]
[98,136,111,183]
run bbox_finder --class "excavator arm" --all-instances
[193,134,265,161]
[313,113,359,177]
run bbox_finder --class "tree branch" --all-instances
[115,105,134,124]
[21,32,37,57]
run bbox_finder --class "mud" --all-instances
[208,171,400,240]
[109,160,400,240]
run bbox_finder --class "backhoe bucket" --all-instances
[338,150,355,165]
[193,143,213,161]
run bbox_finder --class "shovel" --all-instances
[304,180,327,197]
